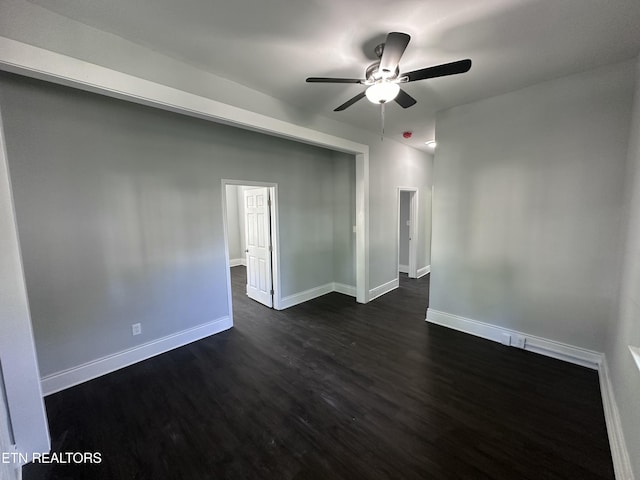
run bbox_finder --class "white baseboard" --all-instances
[398,264,409,274]
[425,309,602,369]
[229,258,246,267]
[333,282,356,297]
[277,282,356,310]
[41,316,232,395]
[425,309,634,478]
[279,283,334,310]
[369,278,399,301]
[599,358,635,480]
[417,265,431,278]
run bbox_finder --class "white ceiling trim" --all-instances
[0,36,371,303]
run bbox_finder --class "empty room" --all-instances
[0,0,639,479]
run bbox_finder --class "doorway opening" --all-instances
[222,180,280,322]
[397,188,418,279]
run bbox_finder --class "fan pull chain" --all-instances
[380,102,385,141]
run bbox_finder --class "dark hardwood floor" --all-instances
[25,268,614,480]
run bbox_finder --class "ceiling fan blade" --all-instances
[306,77,364,84]
[394,89,417,109]
[379,32,411,76]
[404,59,472,82]
[334,91,366,111]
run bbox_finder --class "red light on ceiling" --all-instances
[402,131,412,139]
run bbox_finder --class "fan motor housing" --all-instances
[365,62,399,82]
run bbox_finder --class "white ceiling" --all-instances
[25,0,640,151]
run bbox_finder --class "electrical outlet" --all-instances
[132,323,142,336]
[513,335,526,349]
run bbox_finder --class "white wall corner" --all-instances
[272,282,356,310]
[40,316,232,395]
[599,357,635,480]
[229,258,246,267]
[425,309,603,369]
[333,283,357,297]
[278,283,335,310]
[417,265,431,278]
[369,278,399,301]
[398,264,409,274]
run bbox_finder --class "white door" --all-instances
[244,187,273,307]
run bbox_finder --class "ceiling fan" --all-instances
[306,32,472,112]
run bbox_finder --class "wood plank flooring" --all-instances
[24,268,614,479]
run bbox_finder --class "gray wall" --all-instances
[333,153,356,287]
[225,185,243,262]
[0,73,354,377]
[606,55,640,478]
[431,60,635,351]
[368,144,433,284]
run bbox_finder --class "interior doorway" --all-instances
[397,188,418,278]
[222,180,280,317]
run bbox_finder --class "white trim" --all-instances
[356,153,369,304]
[524,335,602,369]
[333,282,357,297]
[41,316,231,396]
[417,265,431,278]
[278,284,334,310]
[275,282,356,310]
[425,309,603,369]
[267,186,281,310]
[369,278,399,301]
[220,183,236,327]
[409,190,419,278]
[0,37,370,305]
[599,357,635,480]
[396,188,419,279]
[630,346,640,373]
[229,258,246,267]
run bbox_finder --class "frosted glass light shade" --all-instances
[365,82,400,104]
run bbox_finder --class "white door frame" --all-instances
[0,104,50,462]
[222,180,281,321]
[397,187,419,279]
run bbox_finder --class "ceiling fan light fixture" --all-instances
[365,81,400,104]
[306,32,472,113]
